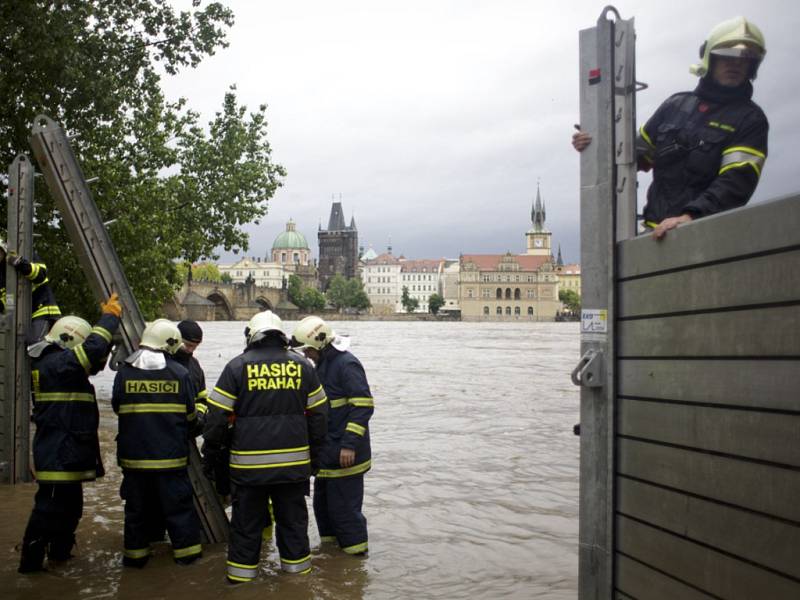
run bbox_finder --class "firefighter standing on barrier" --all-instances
[112,319,202,568]
[291,316,374,556]
[18,293,121,573]
[204,310,328,584]
[572,16,769,239]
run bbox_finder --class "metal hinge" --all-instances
[571,349,605,388]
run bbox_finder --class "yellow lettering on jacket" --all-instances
[246,377,302,391]
[125,380,179,394]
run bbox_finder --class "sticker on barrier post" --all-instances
[581,308,607,333]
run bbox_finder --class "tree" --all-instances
[326,274,369,312]
[176,262,222,283]
[401,286,419,313]
[559,289,581,314]
[0,2,285,319]
[287,274,325,312]
[428,293,445,315]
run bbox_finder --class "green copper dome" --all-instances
[272,219,309,250]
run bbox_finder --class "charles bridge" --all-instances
[164,279,294,322]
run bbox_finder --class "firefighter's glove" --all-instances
[101,292,123,317]
[7,253,32,276]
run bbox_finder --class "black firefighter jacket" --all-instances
[636,77,768,224]
[112,352,199,471]
[30,313,119,483]
[204,340,328,487]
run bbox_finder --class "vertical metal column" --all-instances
[572,6,636,598]
[6,154,35,483]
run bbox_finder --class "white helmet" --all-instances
[246,310,287,346]
[140,319,182,354]
[291,316,334,350]
[45,315,92,349]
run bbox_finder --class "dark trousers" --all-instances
[121,470,201,561]
[21,482,83,564]
[314,475,368,553]
[229,482,310,574]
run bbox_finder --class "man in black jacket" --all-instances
[573,16,768,239]
[204,310,327,584]
[18,294,121,573]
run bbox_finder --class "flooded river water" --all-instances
[0,321,580,599]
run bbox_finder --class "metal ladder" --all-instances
[29,115,229,543]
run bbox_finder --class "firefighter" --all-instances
[0,241,62,342]
[112,319,202,568]
[204,310,328,584]
[291,316,374,556]
[18,293,122,573]
[572,17,768,239]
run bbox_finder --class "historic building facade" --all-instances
[361,250,403,315]
[458,187,561,320]
[399,259,442,313]
[318,201,359,291]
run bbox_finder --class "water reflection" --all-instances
[1,321,579,599]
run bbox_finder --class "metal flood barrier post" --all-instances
[0,155,36,483]
[29,115,229,543]
[573,6,637,598]
[575,6,800,599]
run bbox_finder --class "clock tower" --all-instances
[526,183,552,257]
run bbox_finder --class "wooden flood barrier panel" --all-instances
[613,194,800,599]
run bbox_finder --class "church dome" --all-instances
[272,219,309,250]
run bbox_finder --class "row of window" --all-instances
[402,274,434,281]
[484,306,535,315]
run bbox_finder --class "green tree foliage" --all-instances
[559,289,581,314]
[287,274,326,312]
[326,274,369,312]
[176,261,222,283]
[0,2,285,319]
[400,286,419,313]
[427,292,445,315]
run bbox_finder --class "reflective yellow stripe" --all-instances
[342,541,368,554]
[320,535,337,543]
[35,469,96,481]
[643,221,659,229]
[173,544,202,558]
[329,398,348,408]
[316,458,372,479]
[307,385,327,409]
[28,263,42,279]
[227,560,258,581]
[346,422,366,436]
[187,410,197,421]
[124,547,151,559]
[719,161,761,177]
[639,124,654,148]
[196,403,208,414]
[91,326,112,342]
[35,392,94,403]
[73,345,90,372]
[349,397,374,408]
[722,145,765,159]
[197,389,209,399]
[230,460,310,470]
[214,386,236,400]
[231,445,310,455]
[208,387,236,411]
[119,457,188,469]
[31,305,61,318]
[118,403,186,414]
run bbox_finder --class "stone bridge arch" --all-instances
[206,290,235,320]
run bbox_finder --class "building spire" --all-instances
[532,180,546,232]
[556,244,564,266]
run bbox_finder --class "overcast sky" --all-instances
[162,1,800,266]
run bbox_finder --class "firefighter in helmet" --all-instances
[204,310,327,584]
[18,294,122,573]
[573,17,768,239]
[112,319,202,568]
[291,316,374,556]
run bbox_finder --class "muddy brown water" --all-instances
[0,321,580,599]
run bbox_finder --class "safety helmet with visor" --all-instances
[45,315,92,350]
[245,310,288,346]
[691,17,766,79]
[140,319,182,354]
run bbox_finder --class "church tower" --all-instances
[526,183,552,257]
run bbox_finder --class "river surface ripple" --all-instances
[0,321,580,599]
